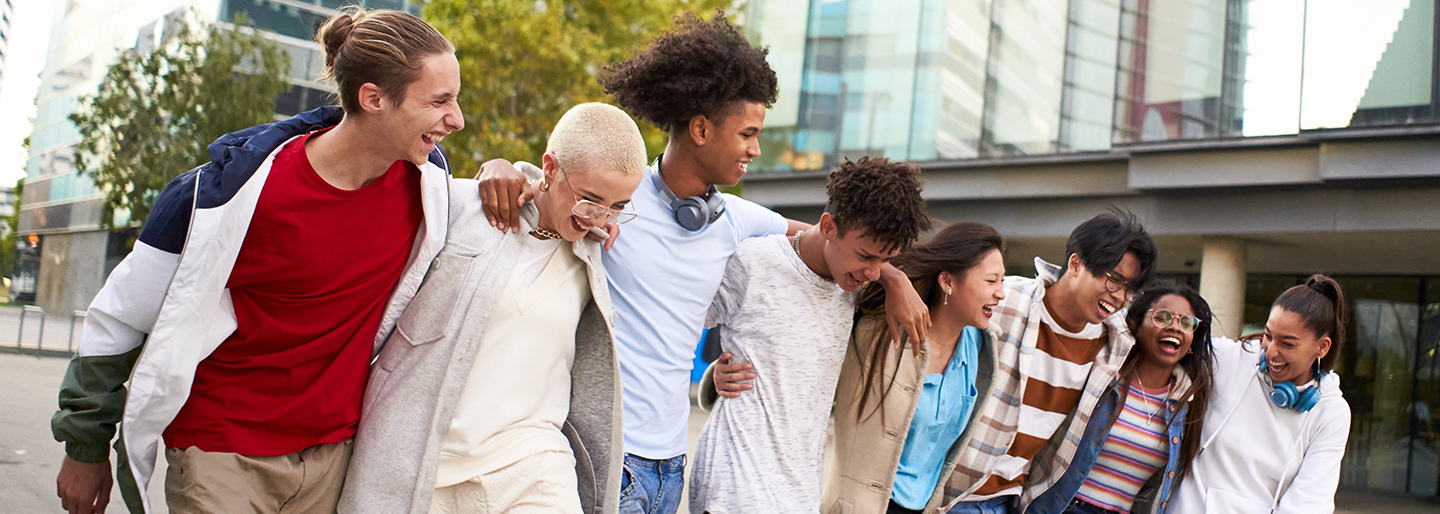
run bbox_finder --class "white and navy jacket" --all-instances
[51,106,453,513]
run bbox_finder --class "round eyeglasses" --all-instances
[1149,309,1200,333]
[558,169,638,225]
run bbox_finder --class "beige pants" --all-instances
[431,451,583,514]
[164,440,353,514]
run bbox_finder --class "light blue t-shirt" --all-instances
[891,326,982,508]
[605,167,787,459]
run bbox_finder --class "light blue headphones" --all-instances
[1259,354,1323,413]
[652,163,726,231]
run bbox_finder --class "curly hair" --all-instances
[598,10,778,133]
[825,157,931,253]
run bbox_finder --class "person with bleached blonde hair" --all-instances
[340,102,647,514]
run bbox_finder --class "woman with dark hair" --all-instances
[1018,283,1215,514]
[1172,275,1352,514]
[821,222,1006,514]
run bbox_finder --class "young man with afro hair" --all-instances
[688,157,930,513]
[475,11,931,514]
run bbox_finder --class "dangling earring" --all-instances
[944,288,951,305]
[539,180,550,192]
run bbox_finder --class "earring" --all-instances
[539,180,550,192]
[944,288,952,305]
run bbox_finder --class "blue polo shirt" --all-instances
[605,167,787,459]
[892,325,983,508]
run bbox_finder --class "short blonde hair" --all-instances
[547,103,648,176]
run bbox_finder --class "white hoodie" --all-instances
[1171,337,1351,514]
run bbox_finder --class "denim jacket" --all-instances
[1021,371,1193,514]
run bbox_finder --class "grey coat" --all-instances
[339,179,623,514]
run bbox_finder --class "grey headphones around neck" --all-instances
[652,161,726,231]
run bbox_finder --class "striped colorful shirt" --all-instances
[1075,382,1172,511]
[971,303,1108,498]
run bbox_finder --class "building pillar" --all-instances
[1199,237,1247,340]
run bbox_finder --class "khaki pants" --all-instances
[164,440,353,514]
[431,451,583,514]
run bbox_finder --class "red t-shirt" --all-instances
[164,129,423,456]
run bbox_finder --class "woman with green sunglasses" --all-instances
[1018,282,1215,514]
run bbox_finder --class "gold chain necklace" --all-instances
[530,227,562,240]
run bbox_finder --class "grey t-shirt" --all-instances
[688,234,858,514]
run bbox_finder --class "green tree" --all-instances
[425,0,734,177]
[0,177,22,279]
[70,15,290,230]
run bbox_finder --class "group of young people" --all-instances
[46,6,1351,514]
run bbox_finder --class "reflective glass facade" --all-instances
[750,0,1440,171]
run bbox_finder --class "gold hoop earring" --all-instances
[539,180,550,192]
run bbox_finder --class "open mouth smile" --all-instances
[1158,335,1182,353]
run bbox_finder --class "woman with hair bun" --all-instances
[1171,275,1352,514]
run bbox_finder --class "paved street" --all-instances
[0,351,1434,513]
[0,352,165,513]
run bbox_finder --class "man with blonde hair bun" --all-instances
[341,102,648,514]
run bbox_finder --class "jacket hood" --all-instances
[1319,370,1343,398]
[207,105,344,169]
[195,106,345,210]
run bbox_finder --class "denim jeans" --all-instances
[1060,498,1123,514]
[618,453,685,514]
[946,495,1014,514]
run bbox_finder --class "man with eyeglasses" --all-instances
[939,210,1159,514]
[339,103,648,514]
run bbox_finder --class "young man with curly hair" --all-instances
[475,11,930,514]
[688,157,930,514]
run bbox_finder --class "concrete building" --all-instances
[742,0,1440,500]
[15,0,418,311]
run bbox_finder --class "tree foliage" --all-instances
[425,0,734,177]
[0,177,22,278]
[70,15,290,230]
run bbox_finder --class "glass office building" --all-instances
[743,0,1440,499]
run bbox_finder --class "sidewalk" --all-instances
[0,304,87,358]
[1337,490,1438,513]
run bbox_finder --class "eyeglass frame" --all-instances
[1101,270,1140,301]
[554,167,638,225]
[1147,308,1201,333]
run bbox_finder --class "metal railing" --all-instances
[16,305,44,358]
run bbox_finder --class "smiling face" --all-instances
[937,249,1006,329]
[817,214,902,292]
[1062,251,1140,325]
[374,52,464,165]
[1135,294,1196,372]
[694,101,765,187]
[1262,306,1333,385]
[536,153,643,242]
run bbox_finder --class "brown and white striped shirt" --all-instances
[940,257,1134,511]
[970,305,1107,498]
